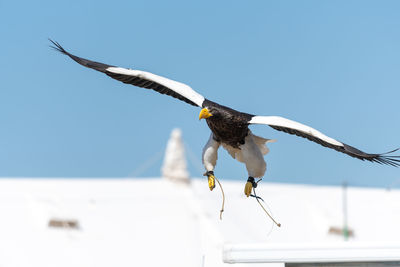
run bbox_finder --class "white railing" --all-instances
[223,242,400,265]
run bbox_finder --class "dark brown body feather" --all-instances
[202,99,254,148]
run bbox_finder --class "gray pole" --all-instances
[342,181,349,241]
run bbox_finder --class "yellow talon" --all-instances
[244,177,256,197]
[204,171,216,191]
[244,181,252,197]
[208,175,216,191]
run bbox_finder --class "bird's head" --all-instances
[199,107,214,120]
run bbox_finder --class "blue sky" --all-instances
[1,0,399,188]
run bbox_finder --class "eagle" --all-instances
[50,40,399,197]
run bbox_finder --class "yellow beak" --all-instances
[199,108,213,120]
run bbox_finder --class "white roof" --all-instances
[0,178,400,267]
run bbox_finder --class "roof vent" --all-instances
[48,218,79,229]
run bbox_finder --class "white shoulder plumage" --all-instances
[249,115,400,166]
[106,67,205,107]
[250,115,343,146]
[50,40,205,107]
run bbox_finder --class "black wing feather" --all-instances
[270,125,400,167]
[50,39,198,107]
[50,39,113,72]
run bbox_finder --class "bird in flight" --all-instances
[50,40,399,197]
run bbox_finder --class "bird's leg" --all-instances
[244,176,258,197]
[202,134,220,191]
[204,171,216,191]
[238,134,266,197]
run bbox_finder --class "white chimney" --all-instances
[161,128,190,183]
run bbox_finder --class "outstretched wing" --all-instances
[49,39,205,107]
[249,115,400,166]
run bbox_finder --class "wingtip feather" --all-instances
[372,150,400,167]
[49,38,68,55]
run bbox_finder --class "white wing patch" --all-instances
[106,67,205,107]
[250,116,343,147]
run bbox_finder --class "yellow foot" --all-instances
[204,171,216,191]
[244,177,256,197]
